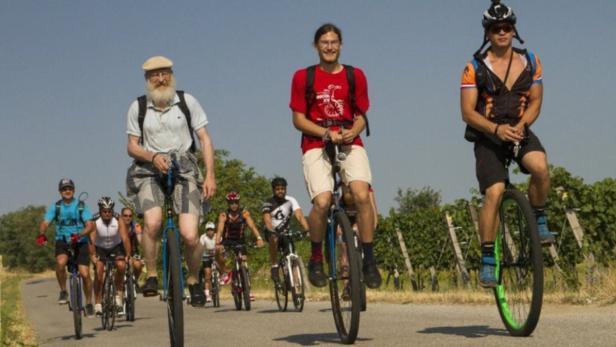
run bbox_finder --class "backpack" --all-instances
[54,199,86,226]
[137,90,196,152]
[304,64,370,137]
[463,48,537,142]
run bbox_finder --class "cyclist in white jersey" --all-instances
[199,222,217,302]
[262,177,309,283]
[83,197,131,316]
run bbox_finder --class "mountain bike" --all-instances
[197,253,220,308]
[222,240,252,311]
[273,229,305,312]
[492,132,544,336]
[124,259,137,321]
[64,236,85,339]
[324,143,365,344]
[100,253,119,331]
[158,158,185,346]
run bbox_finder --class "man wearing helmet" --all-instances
[125,56,217,306]
[290,23,381,289]
[199,221,217,302]
[214,192,264,284]
[460,1,554,288]
[38,178,95,315]
[121,207,144,291]
[81,197,131,316]
[262,177,309,283]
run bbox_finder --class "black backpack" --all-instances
[137,90,196,152]
[54,200,85,226]
[304,64,370,137]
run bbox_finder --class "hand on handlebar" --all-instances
[255,239,265,248]
[152,153,171,172]
[70,233,80,245]
[341,128,357,144]
[328,129,344,144]
[35,234,48,246]
[495,124,524,142]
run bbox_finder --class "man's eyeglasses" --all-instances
[147,70,172,80]
[61,187,74,192]
[101,209,113,214]
[489,24,513,34]
[122,214,133,218]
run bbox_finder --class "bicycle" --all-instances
[273,229,305,312]
[124,258,137,321]
[100,253,119,331]
[323,142,365,344]
[158,158,185,346]
[492,129,544,336]
[221,240,252,311]
[197,253,220,308]
[64,236,85,340]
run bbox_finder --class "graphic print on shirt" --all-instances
[316,84,344,118]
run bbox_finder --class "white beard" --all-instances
[145,76,177,107]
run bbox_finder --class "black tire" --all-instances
[166,230,184,347]
[232,270,242,310]
[211,270,220,308]
[329,211,361,344]
[70,276,82,339]
[241,265,251,311]
[101,269,111,330]
[290,258,305,312]
[494,189,544,337]
[275,262,288,312]
[125,268,136,322]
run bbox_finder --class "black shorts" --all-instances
[474,129,546,194]
[55,240,90,266]
[201,257,213,268]
[95,243,126,260]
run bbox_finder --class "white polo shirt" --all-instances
[126,92,208,153]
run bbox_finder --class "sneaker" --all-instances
[115,294,123,308]
[308,259,327,288]
[536,214,555,245]
[479,256,497,288]
[205,289,212,303]
[270,266,280,284]
[362,261,382,289]
[85,303,95,317]
[341,283,351,301]
[188,283,205,307]
[249,294,255,302]
[142,277,158,297]
[58,290,68,304]
[219,272,232,286]
[95,303,103,317]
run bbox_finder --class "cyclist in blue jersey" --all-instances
[38,178,95,316]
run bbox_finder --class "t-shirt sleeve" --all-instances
[44,204,56,223]
[184,93,208,130]
[289,69,307,114]
[532,53,543,85]
[288,196,301,211]
[81,205,93,221]
[353,68,370,114]
[126,100,141,137]
[199,234,206,246]
[461,62,477,89]
[261,201,273,214]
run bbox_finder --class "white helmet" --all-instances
[205,222,216,230]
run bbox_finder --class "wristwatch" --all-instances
[322,129,331,141]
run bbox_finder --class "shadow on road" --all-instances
[26,278,53,285]
[257,309,283,314]
[418,325,509,338]
[42,332,96,344]
[273,332,372,345]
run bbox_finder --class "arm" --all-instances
[369,190,378,229]
[262,212,274,233]
[127,134,170,172]
[243,211,264,247]
[39,220,50,236]
[460,88,522,142]
[341,116,366,144]
[88,227,98,263]
[118,218,132,259]
[215,213,226,246]
[515,83,543,134]
[194,127,217,200]
[293,209,310,232]
[292,112,343,144]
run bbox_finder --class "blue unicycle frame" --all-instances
[161,160,185,301]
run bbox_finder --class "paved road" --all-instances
[22,277,616,346]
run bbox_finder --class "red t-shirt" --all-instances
[289,65,370,153]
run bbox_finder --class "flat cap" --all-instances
[142,56,173,71]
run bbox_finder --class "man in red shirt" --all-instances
[289,23,381,289]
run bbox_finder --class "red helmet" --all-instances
[226,191,240,202]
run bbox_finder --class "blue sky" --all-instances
[1,1,615,215]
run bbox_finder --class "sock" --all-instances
[362,242,375,264]
[481,242,495,259]
[532,205,546,216]
[311,242,323,262]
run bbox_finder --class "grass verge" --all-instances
[0,269,38,346]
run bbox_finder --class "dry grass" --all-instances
[0,269,44,347]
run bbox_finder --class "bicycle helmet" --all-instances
[97,196,115,210]
[225,191,240,202]
[205,222,216,230]
[271,177,287,188]
[482,0,516,29]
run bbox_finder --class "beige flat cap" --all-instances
[142,56,173,71]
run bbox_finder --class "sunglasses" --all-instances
[101,209,113,214]
[61,187,74,192]
[122,214,133,218]
[490,24,513,34]
[227,200,239,205]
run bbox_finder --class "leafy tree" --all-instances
[395,186,441,214]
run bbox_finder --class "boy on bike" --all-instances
[199,221,217,302]
[460,1,555,288]
[121,207,144,291]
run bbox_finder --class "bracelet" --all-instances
[151,152,160,164]
[493,124,500,135]
[257,236,263,241]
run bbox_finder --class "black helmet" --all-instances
[271,177,287,188]
[482,0,517,29]
[58,178,75,191]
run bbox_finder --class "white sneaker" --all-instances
[95,303,103,316]
[115,294,123,307]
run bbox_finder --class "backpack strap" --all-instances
[525,50,537,79]
[343,64,370,136]
[136,91,195,152]
[54,200,62,224]
[77,200,85,225]
[302,65,317,145]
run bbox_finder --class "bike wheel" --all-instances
[70,276,82,339]
[102,272,112,330]
[241,265,251,311]
[126,269,136,322]
[212,271,220,308]
[290,258,305,312]
[494,189,544,336]
[274,263,288,312]
[166,230,184,347]
[232,271,242,310]
[329,211,361,344]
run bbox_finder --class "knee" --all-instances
[483,184,505,205]
[183,233,199,247]
[352,189,370,207]
[116,261,126,272]
[312,195,331,213]
[143,220,162,237]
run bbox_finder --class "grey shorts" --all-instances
[126,151,203,217]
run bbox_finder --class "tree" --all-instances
[395,187,441,214]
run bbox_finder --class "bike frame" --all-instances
[161,161,185,301]
[66,239,84,316]
[278,230,301,288]
[326,146,346,280]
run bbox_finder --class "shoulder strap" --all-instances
[137,95,147,145]
[77,201,85,224]
[525,50,537,78]
[54,200,62,224]
[342,64,370,136]
[176,90,196,152]
[302,66,317,145]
